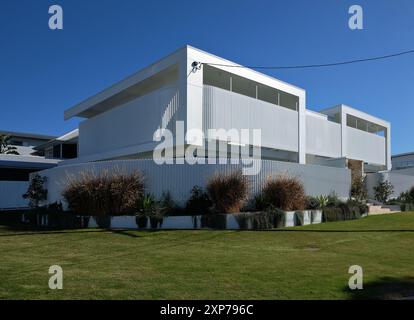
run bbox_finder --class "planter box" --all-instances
[311,210,322,224]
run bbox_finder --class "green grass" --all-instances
[1,213,414,300]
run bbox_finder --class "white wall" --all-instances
[0,181,29,209]
[203,85,299,152]
[306,114,341,158]
[79,86,181,159]
[39,159,351,207]
[366,171,414,199]
[346,127,386,166]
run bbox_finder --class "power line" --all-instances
[200,48,414,70]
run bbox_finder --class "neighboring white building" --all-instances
[62,46,391,172]
[0,131,60,209]
[391,152,414,176]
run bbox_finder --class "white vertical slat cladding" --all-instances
[79,86,180,157]
[40,159,351,206]
[202,85,299,151]
[306,114,342,158]
[346,127,386,165]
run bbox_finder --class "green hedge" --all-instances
[401,203,414,212]
[323,203,364,222]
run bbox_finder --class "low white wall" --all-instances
[366,171,414,199]
[0,181,29,209]
[38,159,351,207]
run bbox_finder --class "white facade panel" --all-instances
[79,86,180,158]
[203,85,299,152]
[40,159,351,206]
[306,114,341,158]
[346,127,386,165]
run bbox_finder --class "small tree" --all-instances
[0,134,19,155]
[351,175,367,202]
[409,186,414,203]
[374,180,394,204]
[23,174,48,208]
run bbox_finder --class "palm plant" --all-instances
[0,135,19,155]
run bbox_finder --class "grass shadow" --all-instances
[344,276,414,300]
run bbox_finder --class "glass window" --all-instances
[257,83,279,105]
[203,65,231,91]
[279,91,298,111]
[231,74,257,99]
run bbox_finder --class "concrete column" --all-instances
[298,91,306,164]
[386,124,392,171]
[341,109,347,158]
[184,47,203,147]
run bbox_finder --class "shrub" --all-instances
[62,170,145,216]
[323,207,344,222]
[23,174,48,208]
[306,196,320,210]
[398,191,412,203]
[401,203,414,212]
[326,191,341,208]
[351,175,367,202]
[374,180,394,203]
[409,187,414,203]
[206,171,248,213]
[262,175,306,211]
[253,194,267,211]
[186,186,212,214]
[323,202,363,222]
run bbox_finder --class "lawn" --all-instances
[1,213,414,300]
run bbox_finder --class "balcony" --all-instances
[203,85,299,152]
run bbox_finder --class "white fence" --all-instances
[38,159,351,207]
[0,181,29,209]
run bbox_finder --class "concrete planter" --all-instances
[311,210,322,224]
[285,211,296,227]
[294,210,312,226]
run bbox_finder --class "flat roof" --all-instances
[33,129,79,151]
[319,104,390,127]
[64,45,305,120]
[0,154,60,169]
[392,152,414,158]
[0,130,56,141]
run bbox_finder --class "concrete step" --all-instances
[368,203,401,215]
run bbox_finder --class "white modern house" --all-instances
[0,46,403,208]
[61,46,391,172]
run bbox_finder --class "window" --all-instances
[347,114,386,136]
[279,91,299,111]
[203,65,299,111]
[203,65,231,91]
[53,145,61,158]
[231,74,256,99]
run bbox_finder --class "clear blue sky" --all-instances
[1,0,413,154]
